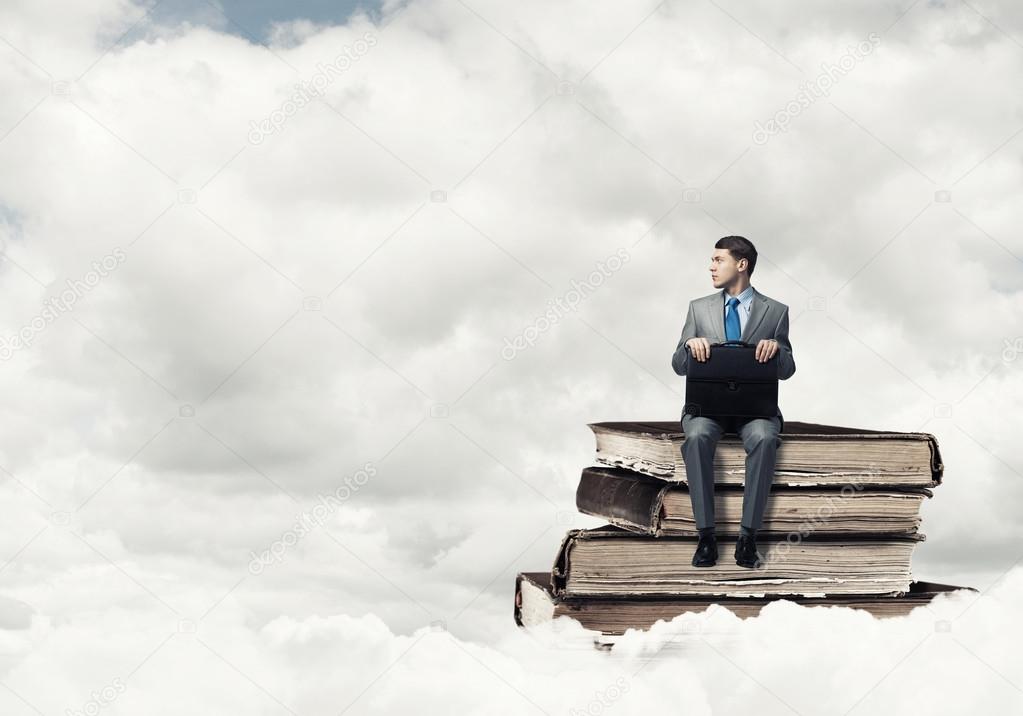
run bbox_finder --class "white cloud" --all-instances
[2,565,1022,714]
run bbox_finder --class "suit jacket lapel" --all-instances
[740,288,769,343]
[706,294,726,343]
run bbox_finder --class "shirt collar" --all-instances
[723,285,754,307]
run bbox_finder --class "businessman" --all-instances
[670,236,796,569]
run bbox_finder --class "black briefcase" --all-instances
[683,341,778,421]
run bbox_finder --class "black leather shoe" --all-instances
[734,534,763,568]
[691,534,718,567]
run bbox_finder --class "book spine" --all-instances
[575,469,667,535]
[550,531,576,596]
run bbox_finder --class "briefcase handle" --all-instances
[711,340,753,348]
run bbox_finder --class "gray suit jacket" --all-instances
[671,287,796,422]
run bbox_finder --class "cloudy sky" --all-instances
[1,0,1022,712]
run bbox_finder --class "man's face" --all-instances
[710,248,745,288]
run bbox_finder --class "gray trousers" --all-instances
[680,413,782,531]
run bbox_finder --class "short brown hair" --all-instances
[715,236,757,277]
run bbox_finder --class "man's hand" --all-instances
[755,338,779,362]
[685,337,712,362]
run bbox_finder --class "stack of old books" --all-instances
[515,420,974,635]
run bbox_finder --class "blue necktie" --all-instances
[725,297,741,341]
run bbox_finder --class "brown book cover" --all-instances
[576,466,932,536]
[515,572,977,634]
[551,525,926,598]
[589,420,944,487]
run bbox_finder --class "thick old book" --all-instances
[553,525,924,598]
[590,420,943,487]
[515,572,976,634]
[576,466,930,536]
